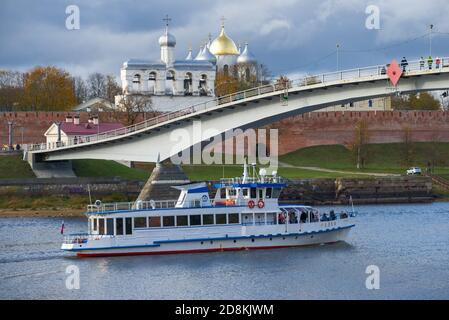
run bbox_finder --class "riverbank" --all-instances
[0,208,84,218]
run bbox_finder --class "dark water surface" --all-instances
[0,203,448,299]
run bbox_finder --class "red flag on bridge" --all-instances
[387,60,402,86]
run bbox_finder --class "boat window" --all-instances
[93,218,98,231]
[242,213,253,225]
[228,213,239,224]
[258,189,264,199]
[288,209,298,224]
[116,218,124,235]
[250,188,256,199]
[266,188,272,199]
[125,217,132,235]
[134,217,147,228]
[176,216,188,227]
[255,213,265,225]
[190,215,201,226]
[203,214,214,225]
[272,188,282,198]
[163,216,175,227]
[267,212,277,225]
[148,216,161,228]
[300,210,308,223]
[98,218,105,235]
[106,218,114,236]
[216,214,227,224]
[242,189,248,197]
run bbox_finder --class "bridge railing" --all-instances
[28,57,449,152]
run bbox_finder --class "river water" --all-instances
[0,203,448,300]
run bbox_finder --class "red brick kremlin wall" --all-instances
[2,111,449,154]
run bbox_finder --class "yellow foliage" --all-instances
[22,66,76,111]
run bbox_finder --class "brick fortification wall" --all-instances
[2,111,449,154]
[272,110,449,154]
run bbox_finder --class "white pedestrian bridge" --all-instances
[27,58,449,164]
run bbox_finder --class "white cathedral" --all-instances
[115,18,257,112]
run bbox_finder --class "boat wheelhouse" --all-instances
[62,165,355,257]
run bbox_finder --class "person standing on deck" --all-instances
[428,56,433,69]
[419,57,425,70]
[400,57,408,72]
[436,57,441,69]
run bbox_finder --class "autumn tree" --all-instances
[215,71,239,97]
[214,63,272,97]
[351,119,370,169]
[105,75,122,103]
[115,94,153,126]
[22,66,76,111]
[87,72,107,100]
[73,76,88,104]
[392,92,441,110]
[0,70,24,111]
[401,126,415,167]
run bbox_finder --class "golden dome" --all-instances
[209,26,239,56]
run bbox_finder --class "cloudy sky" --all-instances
[2,0,449,80]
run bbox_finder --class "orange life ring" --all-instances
[258,200,265,209]
[248,200,255,209]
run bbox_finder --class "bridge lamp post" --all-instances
[7,121,14,150]
[429,24,434,57]
[54,121,62,147]
[336,43,340,71]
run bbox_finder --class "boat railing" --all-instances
[219,176,285,185]
[63,233,113,244]
[87,200,178,213]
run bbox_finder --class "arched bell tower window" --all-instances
[223,65,229,76]
[166,70,176,95]
[148,72,157,94]
[133,74,141,83]
[184,72,193,96]
[132,74,141,91]
[199,74,208,96]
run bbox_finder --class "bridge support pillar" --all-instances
[24,151,75,178]
[135,161,190,202]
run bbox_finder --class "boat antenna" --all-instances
[243,158,248,183]
[350,195,355,216]
[87,183,92,205]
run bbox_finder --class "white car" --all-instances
[407,167,422,175]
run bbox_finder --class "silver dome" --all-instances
[195,45,217,64]
[158,28,176,47]
[237,43,257,64]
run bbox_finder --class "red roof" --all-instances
[61,122,124,136]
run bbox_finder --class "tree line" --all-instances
[0,67,122,112]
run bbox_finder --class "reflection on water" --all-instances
[0,203,448,299]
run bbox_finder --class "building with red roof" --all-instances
[44,115,124,148]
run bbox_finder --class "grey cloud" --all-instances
[1,0,449,79]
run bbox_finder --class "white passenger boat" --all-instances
[61,165,355,257]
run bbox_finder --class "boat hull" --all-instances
[71,226,353,258]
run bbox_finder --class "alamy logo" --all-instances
[65,265,80,290]
[65,5,80,30]
[365,5,380,30]
[169,121,279,171]
[365,265,380,290]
